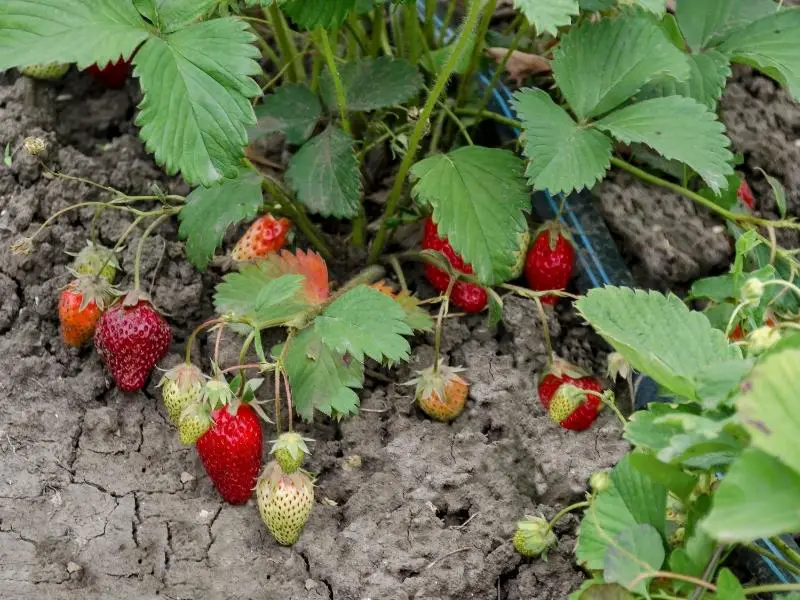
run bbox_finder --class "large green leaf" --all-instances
[134,18,262,187]
[551,14,689,118]
[513,0,579,36]
[178,169,264,270]
[156,0,218,30]
[320,57,423,112]
[285,126,361,219]
[282,327,364,421]
[595,96,734,192]
[250,83,322,145]
[604,524,665,595]
[409,146,531,285]
[314,285,412,363]
[642,50,732,109]
[702,449,800,542]
[576,456,667,569]
[737,349,800,475]
[676,0,779,52]
[720,8,800,102]
[629,451,697,502]
[713,569,746,600]
[576,287,741,400]
[214,269,310,327]
[513,87,612,194]
[0,0,149,70]
[281,0,357,29]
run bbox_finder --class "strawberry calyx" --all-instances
[405,362,466,403]
[269,432,313,473]
[547,356,588,380]
[158,362,205,394]
[533,219,573,252]
[63,272,118,312]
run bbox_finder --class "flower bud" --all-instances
[741,278,764,304]
[22,136,47,156]
[606,352,631,380]
[589,470,611,493]
[748,326,781,354]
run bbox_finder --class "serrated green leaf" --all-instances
[719,8,800,102]
[642,50,732,109]
[513,87,612,194]
[283,327,364,421]
[632,0,666,16]
[676,0,779,52]
[629,451,697,502]
[314,285,412,363]
[320,57,423,112]
[395,292,434,332]
[285,126,361,219]
[595,96,734,192]
[214,268,310,326]
[611,454,667,536]
[513,0,579,36]
[409,146,530,285]
[604,524,665,595]
[694,359,752,410]
[281,0,357,29]
[133,0,159,23]
[0,0,149,71]
[737,349,800,475]
[576,456,667,570]
[576,287,741,400]
[551,14,689,118]
[134,18,262,187]
[157,0,218,30]
[756,167,788,217]
[178,169,264,270]
[625,405,694,453]
[713,569,746,600]
[250,83,322,145]
[702,448,800,542]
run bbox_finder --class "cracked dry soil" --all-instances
[0,70,629,600]
[12,62,799,599]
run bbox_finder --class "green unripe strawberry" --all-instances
[158,363,204,426]
[269,432,312,474]
[257,461,314,546]
[513,515,557,558]
[71,241,119,284]
[20,62,70,81]
[178,401,212,446]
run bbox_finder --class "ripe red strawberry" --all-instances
[59,277,114,347]
[421,217,487,313]
[525,222,575,305]
[94,295,172,392]
[231,214,293,261]
[537,358,602,410]
[196,403,263,504]
[86,58,131,89]
[737,179,755,210]
[548,383,603,431]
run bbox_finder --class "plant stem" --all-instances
[689,544,725,600]
[454,0,496,109]
[316,28,350,135]
[475,16,527,116]
[259,178,333,260]
[437,99,473,145]
[743,583,800,596]
[745,543,800,578]
[133,214,168,292]
[282,369,294,432]
[545,501,590,536]
[389,255,408,292]
[433,277,457,375]
[455,107,521,129]
[274,368,282,434]
[424,0,436,43]
[629,572,716,592]
[439,0,459,45]
[266,5,304,82]
[369,0,483,263]
[185,318,223,364]
[770,537,800,569]
[370,5,389,57]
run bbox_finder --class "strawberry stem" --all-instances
[185,318,224,364]
[368,0,483,264]
[282,369,294,432]
[432,277,457,376]
[274,367,282,435]
[544,500,590,538]
[133,214,168,292]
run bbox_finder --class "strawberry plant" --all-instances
[4,0,800,587]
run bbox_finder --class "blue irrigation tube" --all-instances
[414,0,800,585]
